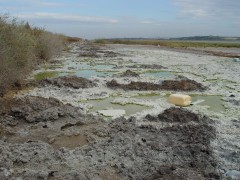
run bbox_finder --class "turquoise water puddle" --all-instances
[191,95,225,112]
[74,70,115,78]
[143,71,175,79]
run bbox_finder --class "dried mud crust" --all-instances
[107,79,206,91]
[40,76,96,89]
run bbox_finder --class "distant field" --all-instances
[94,39,240,48]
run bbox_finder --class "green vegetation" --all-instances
[34,71,60,80]
[0,15,80,96]
[94,39,240,48]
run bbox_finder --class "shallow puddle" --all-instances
[74,69,115,78]
[52,134,88,150]
[87,97,150,116]
[191,95,225,112]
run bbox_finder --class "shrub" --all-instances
[0,15,67,96]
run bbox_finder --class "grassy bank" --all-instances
[0,15,80,96]
[94,39,240,48]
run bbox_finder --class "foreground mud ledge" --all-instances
[0,96,220,179]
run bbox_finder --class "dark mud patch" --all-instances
[121,69,139,77]
[0,96,84,123]
[107,79,205,91]
[40,76,96,89]
[146,107,213,124]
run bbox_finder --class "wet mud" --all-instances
[107,78,206,91]
[0,105,220,179]
[40,76,96,89]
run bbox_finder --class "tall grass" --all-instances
[0,15,69,96]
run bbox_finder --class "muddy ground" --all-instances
[0,42,240,179]
[0,96,219,179]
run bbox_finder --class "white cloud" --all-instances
[16,12,119,24]
[172,0,240,20]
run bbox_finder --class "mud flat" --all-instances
[0,42,240,179]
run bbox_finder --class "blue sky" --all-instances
[1,0,240,39]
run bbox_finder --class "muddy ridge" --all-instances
[107,79,206,91]
[40,76,96,89]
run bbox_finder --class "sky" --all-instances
[0,0,240,39]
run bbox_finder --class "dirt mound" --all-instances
[146,107,212,124]
[40,76,96,89]
[161,79,205,91]
[121,70,139,77]
[107,79,205,91]
[0,96,84,123]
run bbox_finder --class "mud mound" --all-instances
[0,96,84,123]
[121,70,139,77]
[161,79,205,91]
[107,79,205,91]
[40,76,96,89]
[146,107,212,124]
